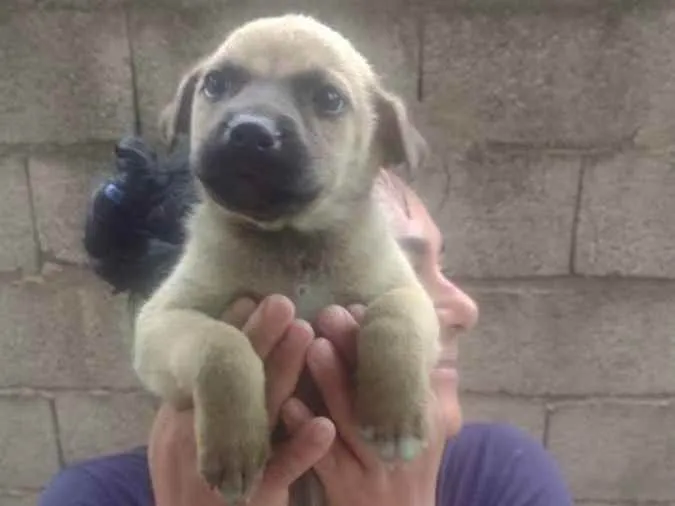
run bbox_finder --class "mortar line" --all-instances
[48,397,66,469]
[458,389,675,403]
[569,156,587,274]
[124,5,143,136]
[444,274,675,284]
[23,156,44,273]
[416,12,425,101]
[542,403,552,449]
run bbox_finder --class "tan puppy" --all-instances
[134,13,440,503]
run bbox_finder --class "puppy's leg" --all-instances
[355,284,440,461]
[134,305,269,501]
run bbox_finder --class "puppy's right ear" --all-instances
[373,85,429,179]
[158,65,203,149]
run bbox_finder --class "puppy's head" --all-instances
[160,14,427,230]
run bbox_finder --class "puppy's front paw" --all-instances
[355,379,428,462]
[355,323,431,462]
[194,356,269,501]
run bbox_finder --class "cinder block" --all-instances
[129,0,418,141]
[420,3,675,152]
[0,266,138,389]
[56,391,157,464]
[0,8,133,144]
[29,146,114,264]
[548,400,675,501]
[34,0,126,6]
[0,396,60,489]
[459,393,546,441]
[575,152,675,278]
[574,503,642,506]
[411,149,581,277]
[0,155,38,274]
[458,278,675,396]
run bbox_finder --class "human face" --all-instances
[374,172,479,427]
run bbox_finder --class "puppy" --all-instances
[134,13,440,504]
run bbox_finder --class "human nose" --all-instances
[432,271,478,333]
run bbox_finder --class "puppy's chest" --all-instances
[290,267,335,321]
[229,239,344,321]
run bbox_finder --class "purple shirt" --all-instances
[39,423,572,506]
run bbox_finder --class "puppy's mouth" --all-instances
[195,114,322,222]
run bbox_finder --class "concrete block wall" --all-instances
[0,0,673,504]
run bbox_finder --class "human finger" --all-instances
[307,338,378,469]
[243,294,295,360]
[314,305,359,371]
[260,413,335,494]
[265,320,314,424]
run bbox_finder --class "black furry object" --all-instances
[83,135,198,299]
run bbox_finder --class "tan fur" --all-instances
[134,13,440,505]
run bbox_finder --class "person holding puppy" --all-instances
[39,142,572,506]
[40,14,573,506]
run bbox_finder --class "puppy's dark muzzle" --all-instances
[224,114,282,153]
[196,112,320,222]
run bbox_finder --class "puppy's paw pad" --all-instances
[375,440,396,460]
[356,399,428,461]
[217,477,248,505]
[197,422,269,502]
[365,434,426,462]
[399,436,425,461]
[360,426,375,442]
[200,452,262,503]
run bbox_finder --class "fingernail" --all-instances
[282,398,305,427]
[312,418,335,444]
[317,305,347,333]
[294,319,314,335]
[347,304,366,322]
[307,338,331,369]
[235,297,256,312]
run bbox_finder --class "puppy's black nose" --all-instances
[224,114,280,152]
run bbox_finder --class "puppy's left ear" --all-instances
[158,63,203,150]
[374,86,429,176]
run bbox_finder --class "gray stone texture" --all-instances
[575,152,675,278]
[0,266,138,389]
[29,145,115,264]
[459,393,546,441]
[129,0,418,142]
[0,0,673,503]
[0,155,38,274]
[0,396,60,489]
[56,392,157,464]
[420,2,675,153]
[548,400,675,502]
[0,7,134,144]
[458,279,675,396]
[411,149,581,277]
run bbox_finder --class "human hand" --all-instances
[281,304,459,506]
[148,295,336,506]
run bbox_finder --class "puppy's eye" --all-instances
[313,85,346,116]
[202,70,231,99]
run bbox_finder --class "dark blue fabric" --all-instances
[38,447,152,506]
[437,423,573,506]
[38,423,572,506]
